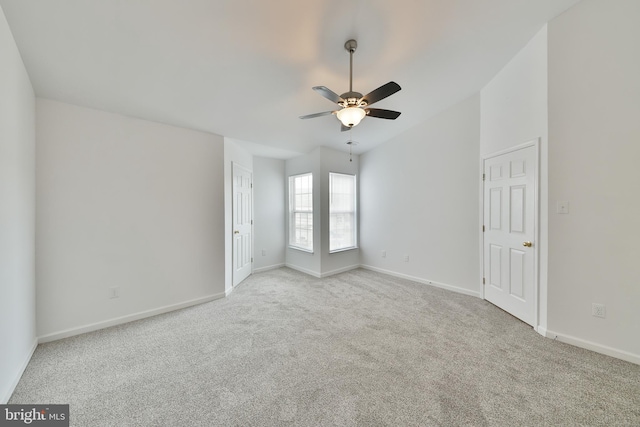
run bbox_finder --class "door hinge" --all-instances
[482,225,485,232]
[251,258,253,262]
[482,173,486,181]
[483,277,486,285]
[251,220,253,225]
[251,183,253,188]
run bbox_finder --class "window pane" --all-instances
[293,212,312,249]
[329,173,356,252]
[289,173,313,251]
[330,213,354,249]
[301,194,311,211]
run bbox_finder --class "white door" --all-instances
[232,163,252,287]
[483,144,537,326]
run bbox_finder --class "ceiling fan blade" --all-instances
[366,108,401,120]
[341,124,351,132]
[299,111,336,119]
[360,82,401,106]
[313,86,345,104]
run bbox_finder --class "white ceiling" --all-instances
[1,0,580,157]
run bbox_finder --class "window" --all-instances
[329,173,357,252]
[289,173,313,252]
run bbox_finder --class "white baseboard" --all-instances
[544,329,640,366]
[360,265,481,298]
[1,338,38,404]
[38,292,226,344]
[284,263,360,278]
[285,263,322,278]
[253,263,286,274]
[535,325,548,337]
[320,264,360,278]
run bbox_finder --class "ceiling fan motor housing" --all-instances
[340,91,365,107]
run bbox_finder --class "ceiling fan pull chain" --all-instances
[349,129,353,162]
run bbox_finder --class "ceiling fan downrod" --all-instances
[341,40,363,107]
[345,39,357,94]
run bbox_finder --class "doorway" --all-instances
[232,162,253,287]
[482,142,539,326]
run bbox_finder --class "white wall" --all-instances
[360,95,480,296]
[0,5,36,403]
[36,99,226,339]
[480,26,549,331]
[253,156,286,272]
[480,26,548,156]
[547,0,640,362]
[223,138,253,292]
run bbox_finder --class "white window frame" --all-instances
[329,172,358,253]
[288,173,313,252]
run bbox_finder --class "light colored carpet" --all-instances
[10,268,640,426]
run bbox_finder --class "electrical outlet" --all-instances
[110,287,120,299]
[557,201,570,214]
[381,250,386,258]
[592,303,606,318]
[403,255,409,262]
[261,249,266,256]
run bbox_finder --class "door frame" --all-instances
[232,161,254,287]
[479,139,540,329]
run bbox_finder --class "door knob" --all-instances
[523,241,533,247]
[234,230,239,234]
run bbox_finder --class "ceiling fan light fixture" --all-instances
[337,106,366,128]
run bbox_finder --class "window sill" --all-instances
[329,246,359,254]
[289,246,314,254]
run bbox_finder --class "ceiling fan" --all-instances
[300,39,401,131]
